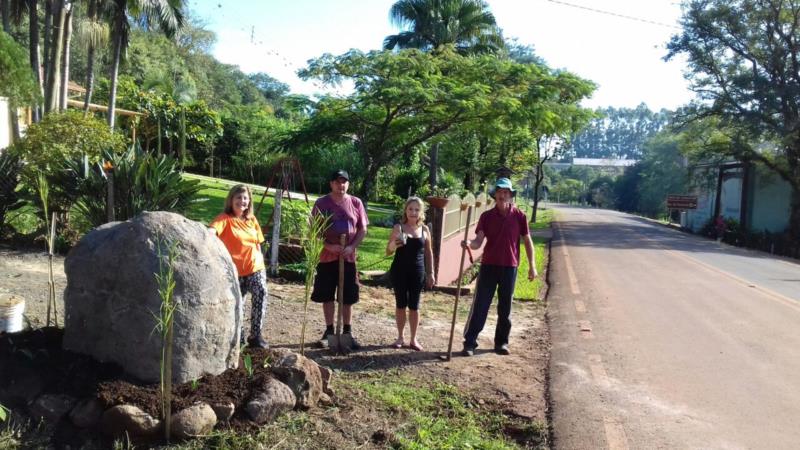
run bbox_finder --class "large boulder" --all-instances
[63,211,242,384]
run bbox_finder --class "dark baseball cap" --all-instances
[330,169,350,181]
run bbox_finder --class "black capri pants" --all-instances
[390,267,425,310]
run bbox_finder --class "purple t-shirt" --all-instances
[312,194,368,263]
[475,205,529,267]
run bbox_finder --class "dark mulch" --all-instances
[0,328,285,445]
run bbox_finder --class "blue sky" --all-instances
[188,0,693,110]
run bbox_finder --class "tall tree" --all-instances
[44,0,65,113]
[107,0,184,129]
[383,0,503,188]
[77,0,109,112]
[383,0,503,54]
[666,0,800,240]
[293,48,535,201]
[58,0,72,110]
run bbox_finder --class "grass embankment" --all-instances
[513,207,553,300]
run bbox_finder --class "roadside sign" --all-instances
[666,194,698,210]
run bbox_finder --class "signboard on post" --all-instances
[666,194,698,210]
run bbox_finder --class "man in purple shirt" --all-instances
[461,177,537,356]
[311,169,368,350]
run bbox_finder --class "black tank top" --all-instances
[390,226,426,274]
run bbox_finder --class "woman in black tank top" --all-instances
[386,197,435,351]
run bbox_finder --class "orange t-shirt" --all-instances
[209,213,266,277]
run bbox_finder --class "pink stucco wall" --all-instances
[435,220,484,286]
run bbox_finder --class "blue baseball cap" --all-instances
[490,177,516,197]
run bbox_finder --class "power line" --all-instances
[546,0,682,30]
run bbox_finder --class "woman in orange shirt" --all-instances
[209,184,269,349]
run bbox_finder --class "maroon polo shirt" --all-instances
[312,194,368,263]
[475,205,529,267]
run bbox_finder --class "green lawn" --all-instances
[513,207,553,300]
[185,176,395,271]
[183,177,276,226]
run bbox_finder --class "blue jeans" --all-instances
[463,264,517,349]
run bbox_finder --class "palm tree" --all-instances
[77,0,109,113]
[107,0,184,129]
[383,0,503,54]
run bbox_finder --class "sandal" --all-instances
[409,341,424,352]
[392,338,404,349]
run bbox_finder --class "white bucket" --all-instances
[0,294,25,333]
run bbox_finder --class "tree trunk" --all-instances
[44,0,64,113]
[179,108,186,170]
[83,43,95,113]
[428,142,439,190]
[29,0,42,122]
[107,5,124,129]
[43,0,52,94]
[59,1,72,111]
[1,0,10,33]
[83,0,97,114]
[531,163,545,223]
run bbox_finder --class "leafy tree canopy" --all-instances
[667,0,800,236]
[293,47,546,198]
[0,30,39,106]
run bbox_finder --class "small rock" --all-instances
[170,403,217,440]
[269,348,323,409]
[318,392,334,407]
[210,401,235,422]
[102,404,161,438]
[29,394,76,423]
[69,398,104,428]
[245,378,296,424]
[318,365,334,395]
[6,370,43,404]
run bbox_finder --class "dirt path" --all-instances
[0,245,549,447]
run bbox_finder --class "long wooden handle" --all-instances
[336,234,346,334]
[445,207,473,359]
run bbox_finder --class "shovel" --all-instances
[328,234,353,354]
[440,207,473,361]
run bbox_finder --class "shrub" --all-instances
[0,153,24,236]
[70,145,202,228]
[280,199,312,239]
[10,111,126,179]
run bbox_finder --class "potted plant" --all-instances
[424,185,452,208]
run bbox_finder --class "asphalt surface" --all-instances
[548,205,800,450]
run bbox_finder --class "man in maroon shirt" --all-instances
[311,169,369,350]
[461,178,537,356]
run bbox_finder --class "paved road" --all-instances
[548,205,800,450]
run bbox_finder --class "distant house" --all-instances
[683,161,791,234]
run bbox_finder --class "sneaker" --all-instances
[495,344,510,355]
[461,347,475,357]
[346,334,361,350]
[247,335,269,350]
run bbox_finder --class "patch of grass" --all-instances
[345,373,542,449]
[163,413,315,449]
[182,181,275,226]
[515,207,553,300]
[357,225,393,271]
